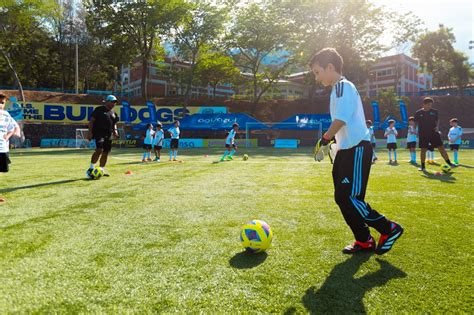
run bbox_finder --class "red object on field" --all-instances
[125,170,133,175]
[435,171,442,176]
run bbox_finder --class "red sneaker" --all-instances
[342,236,375,254]
[376,222,404,255]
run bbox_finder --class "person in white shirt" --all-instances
[406,117,418,164]
[310,47,403,255]
[0,93,21,203]
[220,123,239,162]
[448,118,462,165]
[384,120,398,164]
[153,122,164,162]
[168,120,180,161]
[366,120,377,163]
[142,123,155,162]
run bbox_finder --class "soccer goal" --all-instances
[75,128,126,149]
[245,122,322,148]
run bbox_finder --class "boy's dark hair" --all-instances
[366,120,372,125]
[146,123,152,129]
[308,48,343,73]
[408,116,414,121]
[450,118,458,123]
[388,119,395,124]
[232,122,239,128]
[157,121,163,127]
[0,93,6,100]
[423,97,434,104]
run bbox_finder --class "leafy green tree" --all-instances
[84,0,187,99]
[226,2,295,104]
[195,52,240,99]
[413,24,473,89]
[172,1,228,104]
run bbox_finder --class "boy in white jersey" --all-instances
[142,123,155,162]
[448,118,462,165]
[0,93,21,203]
[153,122,164,162]
[310,48,403,255]
[384,120,398,164]
[406,117,418,164]
[220,123,239,162]
[366,120,377,163]
[168,120,180,161]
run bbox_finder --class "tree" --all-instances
[84,0,187,99]
[226,2,295,105]
[0,0,58,101]
[374,88,410,120]
[412,24,473,89]
[172,1,228,104]
[195,52,240,99]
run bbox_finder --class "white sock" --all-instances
[169,151,173,159]
[143,153,147,160]
[394,150,397,161]
[174,151,178,159]
[388,151,392,160]
[90,163,95,169]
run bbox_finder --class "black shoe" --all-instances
[342,237,375,254]
[375,222,404,255]
[103,172,110,177]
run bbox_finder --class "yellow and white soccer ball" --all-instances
[91,167,104,179]
[240,219,273,253]
[243,154,249,161]
[441,164,451,174]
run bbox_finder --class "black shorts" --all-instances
[387,143,397,150]
[225,143,237,149]
[406,141,417,149]
[143,144,152,150]
[0,152,11,172]
[154,145,162,150]
[419,132,443,149]
[371,143,376,148]
[94,136,112,153]
[170,139,179,149]
[450,144,460,150]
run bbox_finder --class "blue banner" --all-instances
[7,96,23,121]
[371,101,380,130]
[178,113,269,131]
[380,116,405,130]
[146,101,157,123]
[399,100,408,126]
[272,114,331,130]
[121,100,132,124]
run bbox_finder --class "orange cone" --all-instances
[125,170,133,175]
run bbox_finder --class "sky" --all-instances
[372,0,474,62]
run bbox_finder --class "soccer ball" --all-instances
[441,164,451,173]
[243,154,249,161]
[90,167,103,179]
[240,219,273,253]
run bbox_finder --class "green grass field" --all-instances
[0,147,473,313]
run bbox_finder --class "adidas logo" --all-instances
[341,177,350,184]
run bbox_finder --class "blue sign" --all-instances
[178,113,269,131]
[371,101,380,129]
[272,114,331,130]
[399,100,408,125]
[274,139,298,148]
[197,107,227,114]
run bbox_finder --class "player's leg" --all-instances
[432,132,454,166]
[418,136,428,171]
[0,153,10,203]
[356,142,403,254]
[332,144,375,253]
[221,145,230,161]
[142,145,148,162]
[228,144,237,160]
[88,138,104,178]
[99,139,112,176]
[452,145,459,164]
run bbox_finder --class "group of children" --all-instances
[141,121,240,163]
[366,118,463,165]
[141,120,180,162]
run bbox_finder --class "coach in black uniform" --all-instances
[414,97,454,171]
[86,95,119,178]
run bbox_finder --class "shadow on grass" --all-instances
[229,251,268,269]
[421,171,456,183]
[0,179,86,194]
[298,255,406,314]
[455,164,474,169]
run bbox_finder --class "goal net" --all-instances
[75,128,127,149]
[244,122,322,148]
